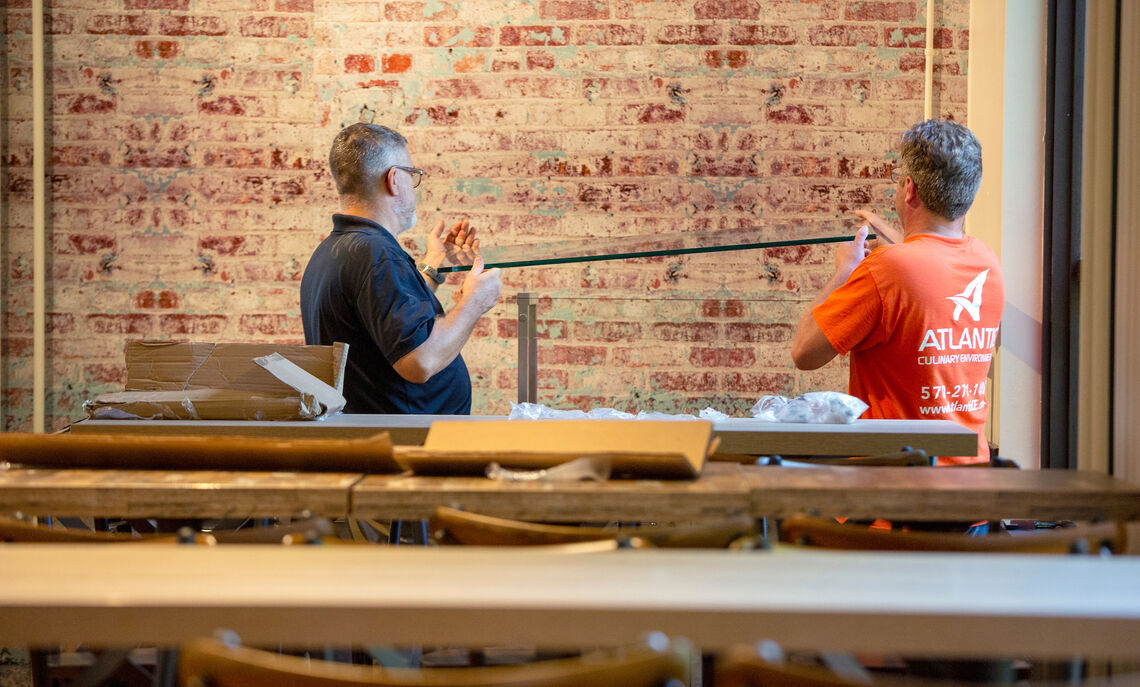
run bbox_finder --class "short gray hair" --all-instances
[899,119,982,221]
[328,123,408,200]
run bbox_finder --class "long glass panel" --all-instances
[518,295,846,417]
[438,221,872,273]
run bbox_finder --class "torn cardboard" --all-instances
[83,341,349,421]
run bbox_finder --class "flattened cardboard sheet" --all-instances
[397,420,713,479]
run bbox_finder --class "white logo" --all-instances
[947,269,989,322]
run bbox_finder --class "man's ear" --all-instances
[904,178,922,208]
[381,167,397,196]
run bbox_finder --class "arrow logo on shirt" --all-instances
[947,269,989,322]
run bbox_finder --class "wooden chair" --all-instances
[0,516,216,544]
[428,506,756,549]
[178,636,689,687]
[778,515,1127,554]
[716,645,873,687]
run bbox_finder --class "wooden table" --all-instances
[4,463,1139,523]
[69,415,978,457]
[2,544,1138,657]
[0,468,360,519]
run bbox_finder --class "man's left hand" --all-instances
[425,219,480,268]
[834,224,870,283]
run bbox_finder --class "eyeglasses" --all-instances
[390,165,425,189]
[889,164,907,184]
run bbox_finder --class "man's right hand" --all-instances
[459,256,501,314]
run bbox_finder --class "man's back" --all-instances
[814,234,1004,462]
[300,214,472,415]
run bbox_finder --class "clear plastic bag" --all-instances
[508,402,718,422]
[485,456,612,482]
[750,391,868,424]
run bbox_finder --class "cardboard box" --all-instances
[83,341,349,421]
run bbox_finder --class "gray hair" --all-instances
[899,119,982,221]
[328,123,408,200]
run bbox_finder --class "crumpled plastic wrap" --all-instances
[508,402,729,421]
[485,456,612,482]
[750,391,868,424]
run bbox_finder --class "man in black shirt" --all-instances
[300,123,501,414]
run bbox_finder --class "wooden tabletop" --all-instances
[350,462,753,522]
[3,463,1139,522]
[69,415,978,457]
[2,544,1138,657]
[0,468,359,519]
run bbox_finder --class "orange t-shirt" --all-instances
[812,234,1005,464]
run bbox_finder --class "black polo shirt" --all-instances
[300,214,472,414]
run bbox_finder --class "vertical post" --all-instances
[516,292,537,405]
[33,0,46,433]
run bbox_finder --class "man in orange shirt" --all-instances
[791,120,1003,464]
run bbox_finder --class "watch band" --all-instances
[418,263,445,285]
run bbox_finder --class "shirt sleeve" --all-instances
[811,260,886,355]
[356,255,438,364]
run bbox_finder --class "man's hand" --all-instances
[854,209,903,248]
[424,219,480,268]
[834,225,871,283]
[458,256,501,315]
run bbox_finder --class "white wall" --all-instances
[967,0,1046,467]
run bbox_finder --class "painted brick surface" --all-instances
[2,0,969,431]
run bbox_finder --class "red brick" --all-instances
[540,0,609,20]
[768,154,833,177]
[526,52,555,70]
[405,105,460,126]
[651,322,719,342]
[198,96,261,116]
[499,25,569,47]
[656,24,721,45]
[198,236,249,255]
[844,1,917,22]
[47,14,74,34]
[571,321,641,342]
[51,145,111,167]
[86,314,153,335]
[693,0,760,20]
[898,51,961,74]
[542,345,607,365]
[124,146,192,167]
[704,50,749,69]
[134,40,180,59]
[239,314,300,336]
[650,372,717,392]
[134,290,180,309]
[65,234,115,254]
[344,54,375,73]
[883,26,953,49]
[125,0,189,7]
[84,363,127,385]
[632,104,685,124]
[958,29,969,50]
[688,347,755,368]
[240,16,308,38]
[159,314,228,336]
[202,146,266,168]
[767,104,838,126]
[727,24,796,45]
[724,322,793,343]
[382,54,413,73]
[721,372,795,394]
[63,95,115,115]
[385,1,457,21]
[424,26,494,47]
[690,154,758,176]
[615,154,681,175]
[86,14,152,35]
[808,24,877,47]
[575,23,644,45]
[699,299,746,318]
[158,15,227,36]
[276,0,313,11]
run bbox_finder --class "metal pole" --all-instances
[516,293,537,404]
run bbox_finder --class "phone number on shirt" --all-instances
[920,382,987,400]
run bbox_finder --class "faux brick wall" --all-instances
[1,0,970,430]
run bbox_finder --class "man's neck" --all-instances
[340,199,403,237]
[902,211,965,240]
